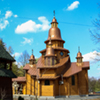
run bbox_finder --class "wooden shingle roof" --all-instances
[37,56,69,69]
[63,62,90,77]
[0,68,17,78]
[0,45,15,62]
[40,47,70,53]
[12,77,26,82]
[38,76,60,80]
[23,64,39,76]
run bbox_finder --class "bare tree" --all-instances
[90,18,100,44]
[17,50,30,76]
[18,50,30,67]
[7,46,14,55]
[90,4,100,62]
[0,88,6,100]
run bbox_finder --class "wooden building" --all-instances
[12,16,90,97]
[0,45,16,100]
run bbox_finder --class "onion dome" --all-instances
[48,27,62,40]
[45,37,55,57]
[29,49,35,61]
[45,17,65,43]
[76,47,83,59]
[76,52,83,58]
[45,48,55,57]
[51,17,58,24]
[29,54,35,60]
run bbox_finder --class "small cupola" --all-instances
[51,17,58,28]
[29,49,35,65]
[76,47,83,65]
[44,36,56,66]
[51,10,58,28]
[45,37,55,57]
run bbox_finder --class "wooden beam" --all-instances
[4,62,7,69]
[10,62,12,70]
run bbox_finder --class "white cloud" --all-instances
[13,52,22,57]
[14,61,22,67]
[0,10,18,30]
[15,16,50,34]
[0,11,1,14]
[21,37,33,45]
[14,15,18,18]
[83,51,100,62]
[0,20,9,30]
[5,11,13,19]
[67,1,80,11]
[38,16,50,31]
[15,20,41,33]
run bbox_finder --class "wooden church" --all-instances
[12,16,90,97]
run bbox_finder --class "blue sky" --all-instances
[0,0,100,78]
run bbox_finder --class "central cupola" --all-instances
[48,17,62,40]
[45,16,65,48]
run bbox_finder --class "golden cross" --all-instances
[53,10,55,17]
[78,46,80,52]
[32,49,33,54]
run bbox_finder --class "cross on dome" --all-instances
[32,49,33,55]
[53,10,55,17]
[78,46,80,52]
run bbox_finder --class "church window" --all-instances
[52,57,54,65]
[48,57,50,66]
[45,58,46,65]
[78,58,82,63]
[72,75,75,85]
[54,59,56,64]
[45,80,50,85]
[43,52,46,56]
[46,58,48,65]
[60,51,64,56]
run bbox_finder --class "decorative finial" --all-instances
[78,46,80,52]
[53,10,55,17]
[48,35,52,47]
[32,49,33,55]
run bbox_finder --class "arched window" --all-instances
[52,57,54,65]
[72,75,75,85]
[48,57,50,66]
[45,58,46,65]
[45,80,50,85]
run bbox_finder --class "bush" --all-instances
[18,96,24,100]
